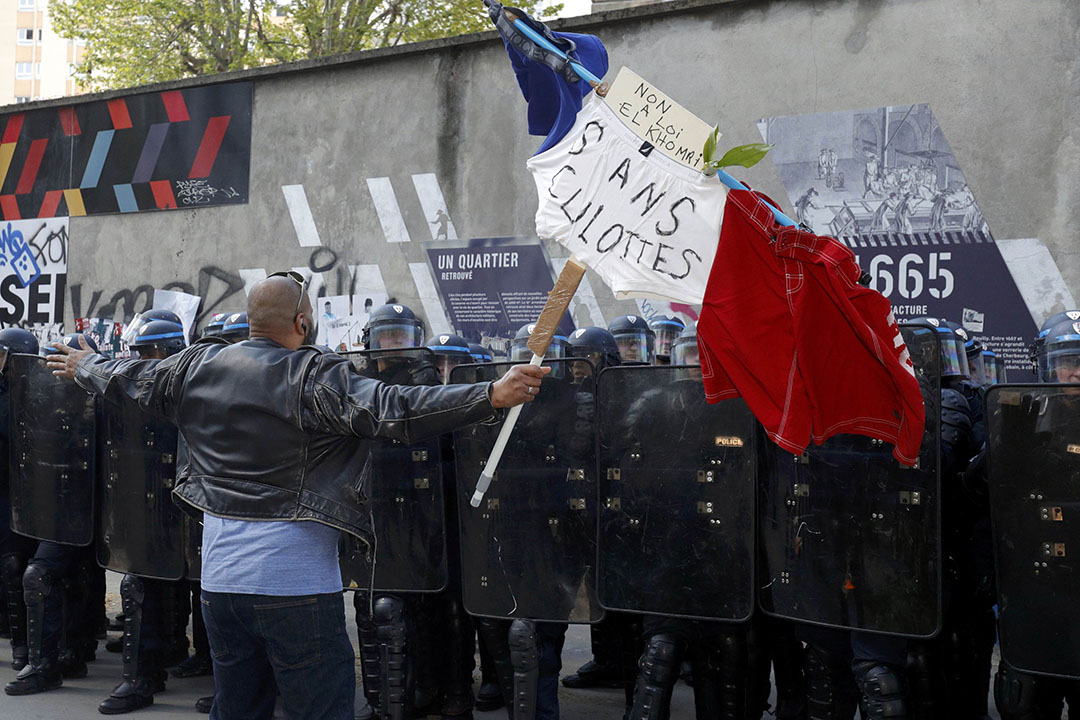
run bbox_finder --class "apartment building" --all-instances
[0,0,86,105]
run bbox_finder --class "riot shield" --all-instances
[185,513,203,582]
[757,323,943,637]
[8,353,97,546]
[452,359,600,623]
[596,365,755,621]
[339,348,448,593]
[95,398,185,579]
[985,384,1080,679]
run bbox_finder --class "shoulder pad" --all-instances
[941,387,972,415]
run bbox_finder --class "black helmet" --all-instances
[940,320,974,380]
[1036,317,1080,384]
[363,304,425,350]
[121,308,185,346]
[608,315,655,365]
[509,323,567,363]
[46,332,99,354]
[1032,310,1080,378]
[128,319,186,357]
[566,326,621,375]
[219,312,250,343]
[648,315,685,360]
[468,343,494,363]
[905,317,967,378]
[202,312,229,339]
[0,327,38,374]
[670,322,700,366]
[426,333,472,383]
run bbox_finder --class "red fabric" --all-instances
[697,189,925,465]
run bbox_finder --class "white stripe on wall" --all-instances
[346,264,390,312]
[408,262,452,335]
[411,173,458,241]
[367,177,412,243]
[281,185,322,247]
[996,238,1078,326]
[238,268,268,296]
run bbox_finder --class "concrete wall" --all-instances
[23,0,1078,335]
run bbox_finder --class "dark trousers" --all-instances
[200,590,354,720]
[28,541,95,663]
[536,622,567,720]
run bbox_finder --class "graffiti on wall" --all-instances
[0,82,251,220]
[0,217,67,346]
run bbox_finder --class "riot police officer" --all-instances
[469,344,494,364]
[647,315,685,365]
[5,333,102,696]
[0,328,39,673]
[200,312,228,339]
[608,315,655,365]
[99,318,188,714]
[509,324,567,364]
[218,312,250,343]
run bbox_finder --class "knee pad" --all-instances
[854,662,907,719]
[1,552,25,584]
[639,634,680,686]
[509,619,539,668]
[22,563,53,605]
[373,596,405,627]
[993,666,1036,720]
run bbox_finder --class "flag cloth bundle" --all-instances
[488,3,925,463]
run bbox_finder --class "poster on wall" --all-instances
[0,217,67,346]
[424,237,575,355]
[0,82,251,220]
[758,103,1048,381]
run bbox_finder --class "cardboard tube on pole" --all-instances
[469,256,588,508]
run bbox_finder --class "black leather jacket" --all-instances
[73,337,497,543]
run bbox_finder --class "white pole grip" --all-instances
[470,353,545,507]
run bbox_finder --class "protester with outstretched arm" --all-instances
[47,272,548,720]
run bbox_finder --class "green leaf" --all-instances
[715,143,774,170]
[702,125,720,165]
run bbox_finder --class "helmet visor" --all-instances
[995,359,1008,384]
[1043,338,1080,383]
[433,354,470,384]
[614,330,654,365]
[120,313,149,345]
[966,351,987,386]
[670,337,699,366]
[369,322,424,350]
[938,330,969,377]
[652,325,683,358]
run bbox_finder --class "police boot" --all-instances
[1,552,29,670]
[440,597,475,720]
[374,596,412,720]
[195,695,214,714]
[627,633,679,720]
[99,576,162,714]
[4,564,62,695]
[509,620,540,720]
[561,616,624,689]
[853,661,908,719]
[804,644,858,720]
[475,619,514,717]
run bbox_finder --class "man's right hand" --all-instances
[45,334,95,380]
[490,364,551,408]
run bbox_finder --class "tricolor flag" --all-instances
[487,1,925,465]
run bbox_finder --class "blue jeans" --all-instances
[200,591,355,720]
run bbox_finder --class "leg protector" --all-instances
[993,665,1036,720]
[476,618,514,718]
[804,643,859,720]
[159,579,189,666]
[374,595,411,720]
[1,552,28,668]
[354,592,383,710]
[853,662,908,719]
[628,633,680,720]
[120,575,146,683]
[509,619,539,720]
[906,643,942,720]
[22,563,52,667]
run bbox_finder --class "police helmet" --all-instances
[904,317,967,377]
[128,319,186,358]
[45,332,99,354]
[121,308,185,346]
[426,333,472,383]
[202,312,229,339]
[648,315,686,360]
[608,315,654,365]
[363,304,425,350]
[219,312,250,343]
[509,323,567,363]
[0,328,38,374]
[566,326,620,380]
[980,348,1004,385]
[469,343,494,364]
[670,322,700,367]
[1037,317,1080,384]
[1032,310,1080,379]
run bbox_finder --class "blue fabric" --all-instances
[500,30,609,153]
[200,515,343,596]
[201,590,355,720]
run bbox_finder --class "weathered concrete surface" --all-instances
[31,0,1080,331]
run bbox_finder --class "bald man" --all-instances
[48,273,548,720]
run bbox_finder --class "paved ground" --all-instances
[0,571,1018,719]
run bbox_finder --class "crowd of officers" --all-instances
[0,300,1076,720]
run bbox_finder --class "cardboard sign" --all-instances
[603,67,716,171]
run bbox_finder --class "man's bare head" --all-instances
[248,275,314,349]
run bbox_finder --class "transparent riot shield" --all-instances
[985,384,1080,679]
[96,398,185,579]
[452,359,600,623]
[339,348,448,593]
[757,323,943,637]
[596,365,755,621]
[8,353,97,546]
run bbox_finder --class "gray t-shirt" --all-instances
[200,515,343,596]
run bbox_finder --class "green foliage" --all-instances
[701,128,773,176]
[49,0,561,92]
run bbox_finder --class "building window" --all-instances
[18,0,35,9]
[17,28,34,44]
[15,62,32,78]
[35,62,41,78]
[15,96,30,104]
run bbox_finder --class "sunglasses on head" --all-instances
[268,271,307,318]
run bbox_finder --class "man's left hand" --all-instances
[46,334,94,380]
